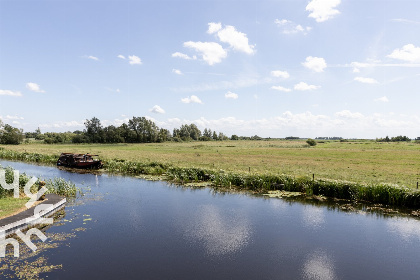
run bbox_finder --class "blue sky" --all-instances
[1,0,420,138]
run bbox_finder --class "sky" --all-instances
[1,0,420,139]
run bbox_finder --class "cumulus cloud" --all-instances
[387,44,420,63]
[0,89,22,97]
[211,24,255,55]
[26,82,45,93]
[171,52,197,60]
[181,95,203,104]
[184,41,227,65]
[306,0,341,22]
[117,55,126,59]
[271,70,290,78]
[294,82,320,91]
[172,69,183,75]
[271,86,292,92]
[207,22,222,34]
[150,105,165,114]
[354,77,379,84]
[274,19,312,35]
[302,56,327,72]
[375,96,389,103]
[128,55,142,65]
[225,91,238,99]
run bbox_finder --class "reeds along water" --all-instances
[0,165,78,198]
[1,149,420,208]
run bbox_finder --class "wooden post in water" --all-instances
[417,182,419,189]
[249,167,251,173]
[313,174,315,182]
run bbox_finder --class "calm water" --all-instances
[1,160,420,279]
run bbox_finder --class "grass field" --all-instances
[1,139,420,188]
[0,197,28,219]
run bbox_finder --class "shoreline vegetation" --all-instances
[1,140,420,209]
[0,165,79,219]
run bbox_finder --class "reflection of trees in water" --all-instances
[185,204,252,256]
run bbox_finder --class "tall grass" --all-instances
[0,165,79,198]
[0,147,58,164]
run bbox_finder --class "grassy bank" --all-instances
[0,165,79,219]
[1,140,420,208]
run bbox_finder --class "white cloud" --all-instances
[117,55,126,59]
[105,87,120,93]
[302,56,327,72]
[294,82,320,91]
[0,89,22,97]
[1,115,24,120]
[171,52,197,60]
[214,25,255,55]
[184,41,227,65]
[86,55,99,61]
[128,55,142,65]
[26,82,45,93]
[375,96,389,103]
[391,19,420,25]
[306,0,341,22]
[354,77,379,84]
[207,22,222,34]
[271,86,292,92]
[172,75,273,93]
[335,110,364,119]
[271,70,290,79]
[387,44,420,63]
[225,91,238,99]
[150,105,165,114]
[39,120,84,129]
[274,19,312,35]
[181,95,203,104]
[172,69,183,75]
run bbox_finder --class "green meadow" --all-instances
[1,139,420,188]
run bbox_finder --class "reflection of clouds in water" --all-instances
[387,217,420,241]
[302,250,336,280]
[269,198,288,210]
[302,206,325,229]
[185,205,251,256]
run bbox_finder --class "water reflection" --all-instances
[386,217,420,241]
[302,249,336,280]
[302,206,325,230]
[184,204,251,256]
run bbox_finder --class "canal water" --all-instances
[1,160,420,279]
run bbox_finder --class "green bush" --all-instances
[306,138,317,146]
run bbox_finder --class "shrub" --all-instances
[306,138,317,146]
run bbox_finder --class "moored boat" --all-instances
[57,153,103,169]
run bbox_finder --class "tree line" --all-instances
[1,117,251,144]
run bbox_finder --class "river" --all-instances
[1,160,420,279]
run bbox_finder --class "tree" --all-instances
[0,124,23,144]
[231,134,239,140]
[84,117,104,143]
[203,128,212,138]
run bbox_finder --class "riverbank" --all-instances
[1,141,420,208]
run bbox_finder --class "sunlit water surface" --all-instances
[1,160,419,279]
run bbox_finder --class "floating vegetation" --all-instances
[0,210,79,280]
[263,190,304,198]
